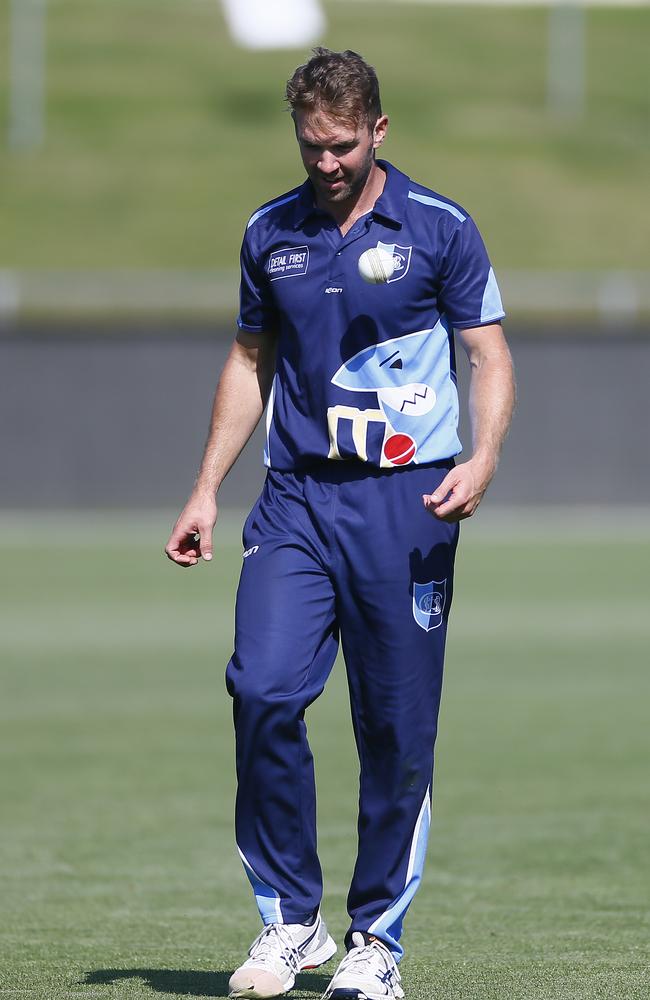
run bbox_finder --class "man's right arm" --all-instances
[164,329,276,568]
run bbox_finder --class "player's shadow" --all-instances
[82,966,332,997]
[409,541,457,594]
[339,315,380,364]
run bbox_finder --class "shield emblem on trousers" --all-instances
[412,579,446,632]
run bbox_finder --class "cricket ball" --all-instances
[384,433,416,465]
[358,247,396,284]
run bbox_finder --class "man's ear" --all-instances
[373,115,389,150]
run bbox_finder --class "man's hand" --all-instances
[165,492,218,567]
[424,324,515,523]
[422,457,495,523]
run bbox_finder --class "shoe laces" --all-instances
[247,923,302,974]
[338,939,401,985]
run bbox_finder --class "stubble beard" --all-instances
[315,146,375,207]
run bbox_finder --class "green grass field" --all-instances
[0,1,649,270]
[1,510,649,999]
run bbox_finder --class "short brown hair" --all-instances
[285,48,382,128]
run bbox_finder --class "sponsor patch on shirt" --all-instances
[267,245,309,280]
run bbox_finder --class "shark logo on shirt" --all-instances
[328,323,451,466]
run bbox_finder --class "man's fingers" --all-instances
[433,498,471,520]
[165,545,199,566]
[433,485,469,514]
[170,553,199,567]
[428,470,458,505]
[197,523,213,562]
[421,466,482,521]
[165,499,218,568]
[422,470,460,512]
[422,492,476,522]
[425,498,464,520]
[165,525,200,566]
[165,522,215,567]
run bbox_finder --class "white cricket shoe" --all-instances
[229,912,337,998]
[321,932,405,1000]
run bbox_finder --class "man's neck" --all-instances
[317,162,387,234]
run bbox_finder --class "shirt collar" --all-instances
[292,179,318,229]
[372,160,410,226]
[292,159,410,230]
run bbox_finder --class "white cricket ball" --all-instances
[358,247,396,284]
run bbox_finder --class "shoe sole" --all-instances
[323,990,405,1000]
[324,992,405,1000]
[229,935,338,999]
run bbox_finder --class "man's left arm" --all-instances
[423,323,515,522]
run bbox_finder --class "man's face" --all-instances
[294,108,387,206]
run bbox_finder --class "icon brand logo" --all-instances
[412,579,446,631]
[325,287,343,294]
[267,246,309,281]
[243,545,259,559]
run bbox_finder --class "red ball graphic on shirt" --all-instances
[383,433,416,466]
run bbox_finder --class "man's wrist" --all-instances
[469,449,498,486]
[192,478,220,500]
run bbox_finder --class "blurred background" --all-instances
[1,0,649,505]
[1,3,649,999]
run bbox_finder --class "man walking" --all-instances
[166,48,515,1000]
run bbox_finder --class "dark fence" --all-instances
[1,323,648,509]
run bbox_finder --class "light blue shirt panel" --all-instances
[480,267,505,324]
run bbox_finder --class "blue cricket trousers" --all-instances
[225,460,459,960]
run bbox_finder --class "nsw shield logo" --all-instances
[412,579,446,632]
[377,242,413,283]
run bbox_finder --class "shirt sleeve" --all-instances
[237,227,279,333]
[437,216,506,329]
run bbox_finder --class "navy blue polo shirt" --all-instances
[238,160,505,471]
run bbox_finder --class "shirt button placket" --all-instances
[328,247,344,284]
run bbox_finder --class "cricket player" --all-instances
[166,48,515,1000]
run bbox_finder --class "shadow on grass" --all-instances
[82,967,331,997]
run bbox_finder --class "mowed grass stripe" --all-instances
[2,601,649,653]
[1,514,648,999]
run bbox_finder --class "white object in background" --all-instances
[358,248,396,285]
[220,0,325,51]
[8,0,46,150]
[547,2,585,118]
